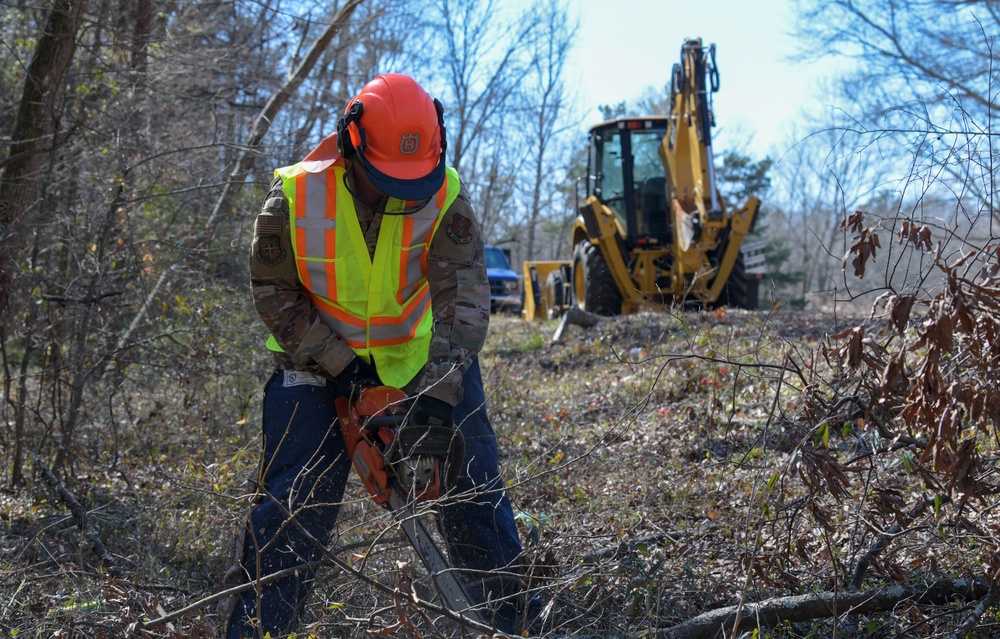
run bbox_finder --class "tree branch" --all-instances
[660,578,989,639]
[35,455,121,579]
[203,0,365,237]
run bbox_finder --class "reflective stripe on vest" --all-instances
[266,161,461,388]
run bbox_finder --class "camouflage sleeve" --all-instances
[409,186,490,406]
[250,177,358,378]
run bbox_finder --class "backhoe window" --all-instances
[631,129,666,185]
[595,130,625,207]
[632,127,670,242]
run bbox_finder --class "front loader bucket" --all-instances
[522,261,571,321]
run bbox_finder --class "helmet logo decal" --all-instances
[399,133,420,155]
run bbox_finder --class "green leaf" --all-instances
[766,472,780,493]
[816,422,829,448]
[514,511,552,546]
[902,450,915,474]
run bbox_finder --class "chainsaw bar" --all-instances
[336,388,489,630]
[387,486,488,629]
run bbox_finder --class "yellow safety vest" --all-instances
[265,160,461,388]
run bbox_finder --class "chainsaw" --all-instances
[334,386,488,629]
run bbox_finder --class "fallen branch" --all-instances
[35,456,120,579]
[580,532,681,563]
[660,578,989,639]
[946,583,998,639]
[847,497,936,591]
[139,560,324,630]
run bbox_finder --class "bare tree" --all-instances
[0,0,372,484]
[795,0,999,117]
[519,0,577,262]
[432,0,536,176]
[767,122,900,309]
[793,0,1000,229]
[205,0,365,235]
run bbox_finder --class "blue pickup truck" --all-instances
[484,245,521,313]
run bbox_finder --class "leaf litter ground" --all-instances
[4,307,997,637]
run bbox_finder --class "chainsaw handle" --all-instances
[352,385,409,419]
[363,415,405,431]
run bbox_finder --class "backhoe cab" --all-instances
[523,38,762,321]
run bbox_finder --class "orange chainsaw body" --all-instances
[335,386,441,505]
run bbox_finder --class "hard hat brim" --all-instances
[361,155,446,201]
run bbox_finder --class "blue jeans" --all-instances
[227,359,524,638]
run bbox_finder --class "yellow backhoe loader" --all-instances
[523,38,763,321]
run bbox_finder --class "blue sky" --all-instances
[566,0,846,156]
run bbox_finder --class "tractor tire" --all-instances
[571,240,623,316]
[544,270,565,320]
[717,253,758,309]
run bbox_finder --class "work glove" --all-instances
[395,395,465,492]
[334,357,381,401]
[409,394,455,430]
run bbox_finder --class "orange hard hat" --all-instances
[337,74,447,201]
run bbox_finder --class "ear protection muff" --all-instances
[433,98,447,156]
[336,100,365,160]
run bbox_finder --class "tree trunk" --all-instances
[0,0,85,326]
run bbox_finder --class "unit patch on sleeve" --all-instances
[256,235,286,266]
[446,213,473,244]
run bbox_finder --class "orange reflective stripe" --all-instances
[296,235,311,292]
[293,172,312,291]
[371,285,428,325]
[312,289,428,348]
[310,292,366,325]
[367,287,430,345]
[324,256,336,301]
[295,173,308,218]
[311,292,368,348]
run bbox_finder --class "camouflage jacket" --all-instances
[249,174,490,406]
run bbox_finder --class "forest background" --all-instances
[2,0,1000,637]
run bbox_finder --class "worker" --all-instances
[222,73,528,638]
